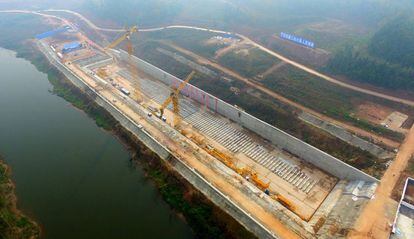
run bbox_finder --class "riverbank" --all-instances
[0,156,40,239]
[12,39,256,238]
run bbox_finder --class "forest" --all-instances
[327,14,414,91]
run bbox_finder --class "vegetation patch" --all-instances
[218,47,278,78]
[134,41,193,79]
[138,29,227,59]
[0,157,40,239]
[392,155,414,201]
[262,64,407,142]
[326,14,414,92]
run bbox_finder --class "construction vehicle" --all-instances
[251,172,270,190]
[204,144,291,211]
[159,71,196,127]
[204,145,238,172]
[236,167,252,177]
[96,68,108,79]
[104,26,141,101]
[271,193,296,212]
[203,144,270,191]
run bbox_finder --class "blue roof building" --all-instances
[35,26,71,40]
[62,41,83,54]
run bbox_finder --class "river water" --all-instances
[0,47,194,238]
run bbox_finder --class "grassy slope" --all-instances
[262,65,407,142]
[218,48,278,78]
[138,29,225,59]
[327,14,414,92]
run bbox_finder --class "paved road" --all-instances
[37,9,414,107]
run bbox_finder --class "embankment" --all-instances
[0,157,40,239]
[36,37,277,238]
[31,41,266,238]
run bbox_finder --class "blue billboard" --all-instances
[280,32,315,48]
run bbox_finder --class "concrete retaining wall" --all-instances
[299,112,393,159]
[38,41,278,239]
[119,50,378,183]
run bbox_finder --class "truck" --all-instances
[120,88,130,96]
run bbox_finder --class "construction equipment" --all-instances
[205,145,238,171]
[104,26,141,101]
[251,172,270,190]
[236,167,252,177]
[105,26,138,51]
[271,193,296,212]
[96,68,108,78]
[203,144,270,191]
[159,71,196,127]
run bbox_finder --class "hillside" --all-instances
[327,14,414,91]
[369,14,414,68]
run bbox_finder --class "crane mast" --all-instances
[104,26,141,101]
[159,71,196,127]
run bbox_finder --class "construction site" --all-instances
[36,24,379,238]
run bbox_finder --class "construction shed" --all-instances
[62,41,83,54]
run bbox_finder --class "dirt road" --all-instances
[260,61,287,79]
[164,42,400,149]
[349,124,414,238]
[238,36,414,107]
[214,40,246,59]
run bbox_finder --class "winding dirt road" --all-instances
[163,41,400,149]
[38,9,414,107]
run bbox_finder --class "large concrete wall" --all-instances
[39,42,279,239]
[119,50,378,183]
[299,112,393,159]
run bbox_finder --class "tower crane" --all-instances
[105,26,138,50]
[104,26,141,101]
[159,71,196,127]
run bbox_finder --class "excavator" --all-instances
[104,26,141,101]
[159,70,196,127]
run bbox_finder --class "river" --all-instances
[0,47,194,238]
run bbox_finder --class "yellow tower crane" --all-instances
[104,26,141,101]
[105,26,138,50]
[159,71,196,127]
